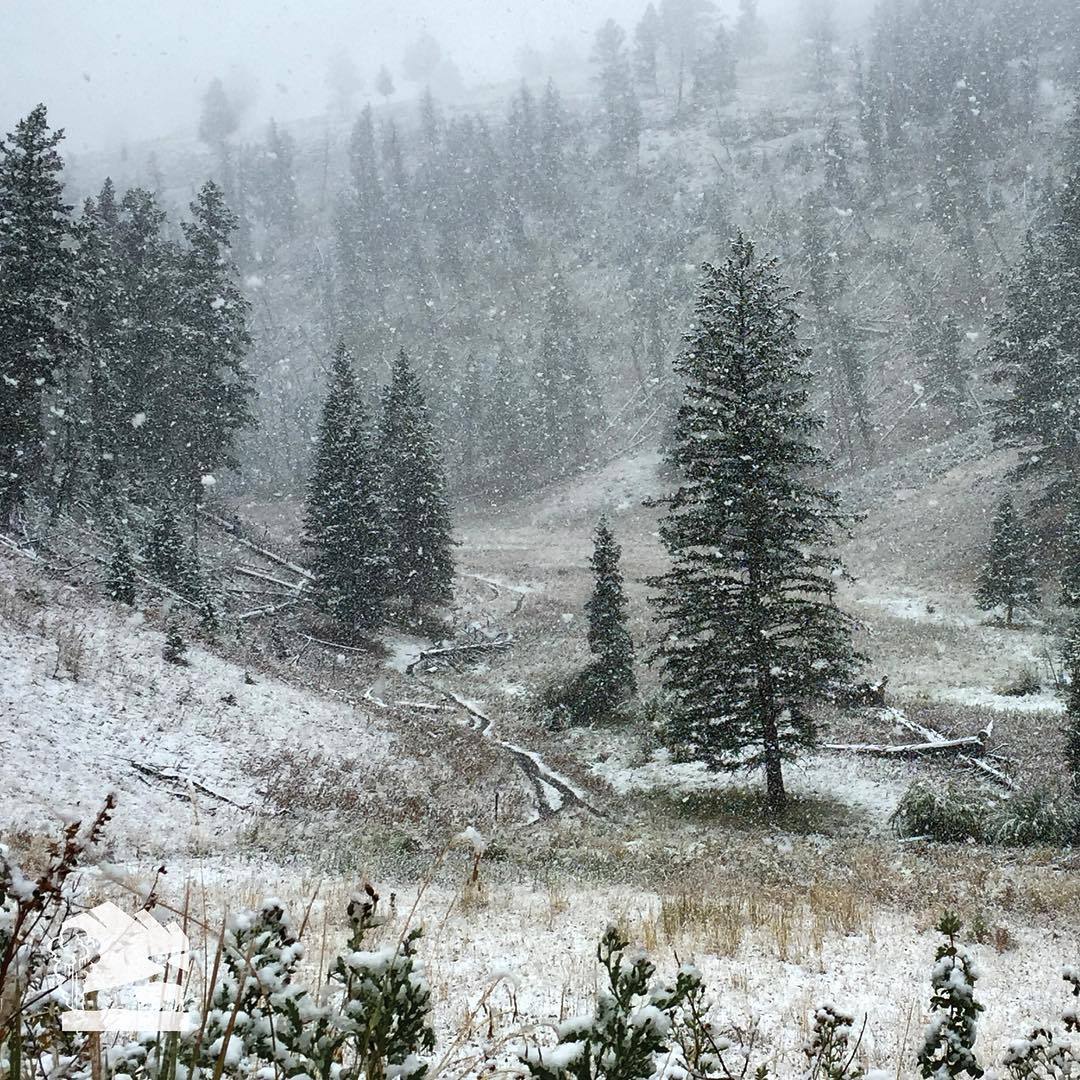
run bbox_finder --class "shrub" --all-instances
[890,782,988,842]
[995,666,1041,697]
[535,665,625,729]
[988,789,1073,847]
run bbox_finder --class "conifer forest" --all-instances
[4,0,1080,1074]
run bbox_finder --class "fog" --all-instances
[1,0,631,151]
[2,0,875,153]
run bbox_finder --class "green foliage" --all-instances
[163,625,188,665]
[918,912,984,1080]
[585,516,636,711]
[974,495,1038,626]
[537,667,624,729]
[518,925,700,1080]
[1063,618,1080,799]
[890,782,987,843]
[804,1005,865,1080]
[144,503,202,602]
[105,533,137,606]
[378,349,455,612]
[304,340,388,633]
[988,789,1074,847]
[0,105,72,523]
[649,235,863,813]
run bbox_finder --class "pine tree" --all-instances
[633,5,662,92]
[918,913,984,1080]
[974,495,1038,627]
[258,119,299,240]
[823,119,855,207]
[649,235,862,814]
[692,24,737,106]
[803,0,837,92]
[0,105,73,524]
[375,66,395,100]
[485,345,530,500]
[591,21,641,166]
[198,77,237,162]
[1062,619,1080,799]
[304,341,388,634]
[106,533,137,606]
[536,272,603,474]
[585,517,636,709]
[735,0,766,58]
[378,349,455,612]
[1061,498,1080,608]
[145,502,201,600]
[172,181,254,522]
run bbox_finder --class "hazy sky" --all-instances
[1,0,642,152]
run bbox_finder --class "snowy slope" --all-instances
[0,552,393,853]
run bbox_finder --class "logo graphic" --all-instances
[57,901,192,1032]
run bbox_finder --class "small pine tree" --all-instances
[974,495,1038,627]
[1060,499,1080,608]
[378,349,455,613]
[917,912,984,1080]
[163,625,189,666]
[106,534,137,606]
[585,517,636,709]
[145,503,201,600]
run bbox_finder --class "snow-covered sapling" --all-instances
[519,925,700,1080]
[805,1005,865,1080]
[974,495,1038,627]
[917,912,984,1080]
[105,533,137,606]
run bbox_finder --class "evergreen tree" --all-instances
[106,532,137,606]
[591,20,640,166]
[1062,619,1080,798]
[378,349,455,611]
[145,502,201,600]
[1061,498,1080,608]
[974,495,1038,627]
[928,313,968,421]
[304,341,387,633]
[585,517,636,706]
[822,119,855,206]
[633,4,662,92]
[0,105,72,524]
[735,0,766,58]
[375,65,395,100]
[648,236,862,814]
[917,913,984,1080]
[198,77,237,163]
[803,0,837,91]
[172,181,254,522]
[485,344,530,500]
[258,119,299,240]
[692,24,737,106]
[536,273,603,473]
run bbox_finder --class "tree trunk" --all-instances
[1006,600,1013,627]
[761,706,787,814]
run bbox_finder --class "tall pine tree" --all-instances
[974,494,1038,627]
[304,341,387,633]
[0,105,72,523]
[649,235,862,814]
[378,349,455,612]
[586,516,636,707]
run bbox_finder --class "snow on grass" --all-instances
[593,747,914,827]
[0,565,392,852]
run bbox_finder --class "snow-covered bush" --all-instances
[917,912,984,1080]
[804,1005,865,1080]
[988,789,1073,847]
[890,782,987,843]
[518,924,701,1080]
[535,667,626,729]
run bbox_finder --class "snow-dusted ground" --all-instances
[0,561,395,852]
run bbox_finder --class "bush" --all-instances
[535,665,624,728]
[890,781,988,842]
[988,789,1074,847]
[995,666,1041,697]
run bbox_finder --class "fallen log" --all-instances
[824,735,984,757]
[234,564,307,592]
[238,598,300,621]
[405,638,512,674]
[199,509,314,580]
